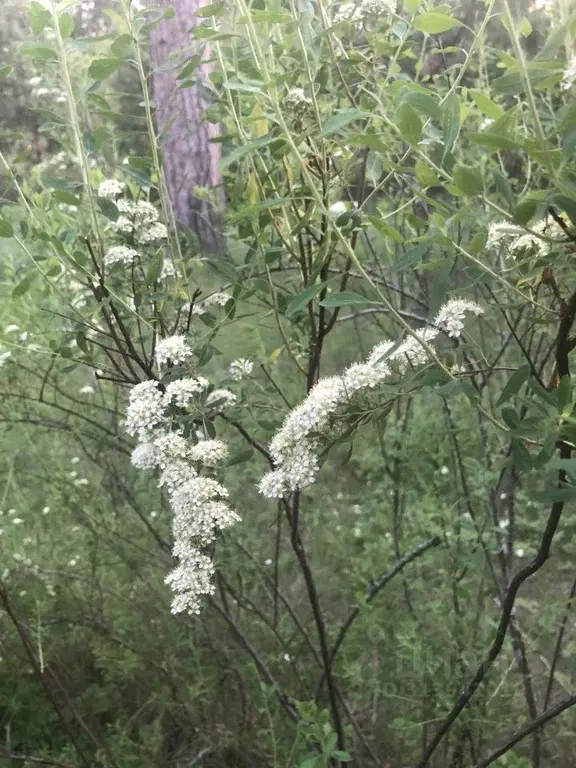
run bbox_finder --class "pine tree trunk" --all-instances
[148,0,224,253]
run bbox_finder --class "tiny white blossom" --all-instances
[12,518,24,525]
[42,506,50,515]
[79,385,95,394]
[229,359,254,381]
[155,335,192,367]
[515,548,525,558]
[440,466,449,475]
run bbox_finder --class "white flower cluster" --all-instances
[229,358,254,381]
[206,389,237,412]
[190,292,232,316]
[334,0,396,23]
[285,88,313,117]
[104,245,138,267]
[97,179,124,199]
[112,198,168,244]
[563,56,576,90]
[155,335,193,367]
[488,218,564,258]
[126,374,238,614]
[164,376,209,408]
[258,298,484,498]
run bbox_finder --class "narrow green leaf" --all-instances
[396,103,422,146]
[285,282,326,317]
[321,109,363,137]
[196,2,226,17]
[413,12,462,34]
[497,365,531,406]
[12,271,38,298]
[532,487,576,503]
[320,292,368,308]
[442,93,460,158]
[468,132,524,151]
[513,197,538,226]
[0,218,13,237]
[147,252,164,284]
[470,90,504,120]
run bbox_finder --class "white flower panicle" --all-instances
[111,198,167,243]
[165,544,215,615]
[206,389,237,412]
[229,358,254,381]
[258,298,484,498]
[163,377,209,408]
[97,179,124,199]
[190,291,232,316]
[189,440,229,466]
[130,441,158,470]
[433,301,483,339]
[155,335,193,367]
[125,380,165,436]
[488,218,563,258]
[125,372,238,615]
[334,0,396,23]
[104,245,138,267]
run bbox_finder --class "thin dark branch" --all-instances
[473,693,576,768]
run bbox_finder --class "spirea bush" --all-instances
[1,0,576,766]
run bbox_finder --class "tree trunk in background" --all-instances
[148,0,224,253]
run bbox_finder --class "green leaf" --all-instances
[442,93,460,158]
[415,160,440,187]
[196,2,226,17]
[413,12,462,34]
[532,487,576,503]
[468,132,523,151]
[321,109,363,137]
[400,89,441,121]
[497,365,531,406]
[405,0,420,13]
[320,291,368,308]
[12,270,38,298]
[453,164,483,196]
[29,2,52,35]
[285,282,326,318]
[0,218,13,237]
[58,12,74,38]
[470,90,504,120]
[147,252,164,285]
[53,190,82,206]
[88,58,123,81]
[227,448,254,466]
[0,65,12,78]
[333,752,352,762]
[110,34,133,58]
[513,197,537,226]
[396,103,422,146]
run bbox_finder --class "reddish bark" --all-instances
[148,0,224,252]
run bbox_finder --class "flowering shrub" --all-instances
[1,0,576,766]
